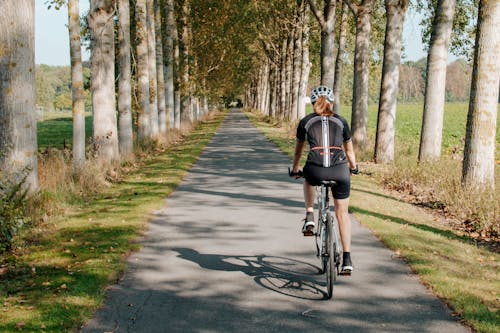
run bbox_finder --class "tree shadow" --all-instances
[350,206,479,246]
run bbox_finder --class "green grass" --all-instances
[37,111,92,150]
[245,108,499,333]
[0,110,227,332]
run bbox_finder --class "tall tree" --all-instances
[308,0,337,88]
[135,0,151,140]
[462,0,499,189]
[418,0,456,161]
[0,0,38,192]
[146,0,159,137]
[117,0,134,157]
[374,0,410,163]
[345,0,376,152]
[163,0,176,130]
[298,2,311,120]
[179,0,192,124]
[333,1,349,114]
[155,0,167,137]
[173,15,181,129]
[89,0,119,162]
[68,0,86,171]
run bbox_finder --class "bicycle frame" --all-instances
[315,184,341,267]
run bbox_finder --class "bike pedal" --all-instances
[302,230,314,237]
[339,269,352,276]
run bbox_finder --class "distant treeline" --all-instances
[36,62,91,112]
[35,58,473,112]
[335,57,473,105]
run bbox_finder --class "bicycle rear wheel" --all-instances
[324,214,335,299]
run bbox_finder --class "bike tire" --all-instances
[325,214,335,299]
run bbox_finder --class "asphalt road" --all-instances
[81,109,469,333]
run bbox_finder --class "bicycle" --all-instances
[289,168,341,299]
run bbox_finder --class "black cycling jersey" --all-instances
[296,113,352,167]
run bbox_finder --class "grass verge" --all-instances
[0,110,228,332]
[244,109,499,333]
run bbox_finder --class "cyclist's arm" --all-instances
[292,140,305,173]
[343,140,357,171]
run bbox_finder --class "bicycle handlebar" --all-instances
[288,167,304,178]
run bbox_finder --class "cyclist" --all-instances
[290,85,358,275]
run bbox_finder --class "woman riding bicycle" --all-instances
[290,85,358,275]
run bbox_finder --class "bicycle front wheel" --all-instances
[324,214,335,299]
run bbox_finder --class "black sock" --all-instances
[305,212,314,221]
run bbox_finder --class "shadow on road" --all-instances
[172,247,330,300]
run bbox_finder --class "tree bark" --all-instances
[462,0,500,189]
[374,0,409,164]
[163,0,175,130]
[173,18,181,129]
[298,4,310,120]
[89,0,119,162]
[180,0,192,124]
[117,0,134,157]
[418,0,456,161]
[308,0,336,88]
[279,37,287,120]
[68,0,87,170]
[333,1,349,114]
[135,0,151,140]
[346,0,375,152]
[154,0,167,137]
[0,0,38,192]
[291,5,303,121]
[146,0,159,137]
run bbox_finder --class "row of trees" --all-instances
[1,0,254,193]
[246,0,499,190]
[0,0,498,195]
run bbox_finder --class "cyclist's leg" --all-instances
[333,197,351,252]
[303,179,315,213]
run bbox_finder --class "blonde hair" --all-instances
[313,96,334,116]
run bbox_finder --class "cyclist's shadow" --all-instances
[172,247,328,300]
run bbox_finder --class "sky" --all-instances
[35,2,430,66]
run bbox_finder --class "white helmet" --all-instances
[310,86,334,104]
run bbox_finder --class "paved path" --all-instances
[82,109,469,333]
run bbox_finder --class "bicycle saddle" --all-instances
[320,180,337,186]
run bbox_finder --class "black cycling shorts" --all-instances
[303,163,351,199]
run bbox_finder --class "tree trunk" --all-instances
[374,0,409,164]
[291,8,303,121]
[68,0,87,171]
[89,0,119,162]
[333,1,348,114]
[163,0,175,130]
[180,0,192,124]
[308,0,336,88]
[135,0,151,140]
[348,0,375,152]
[418,0,456,161]
[269,63,277,118]
[298,4,310,120]
[285,35,293,120]
[173,19,181,129]
[146,0,159,137]
[0,0,38,192]
[154,0,167,137]
[279,37,287,120]
[117,0,134,157]
[462,0,500,189]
